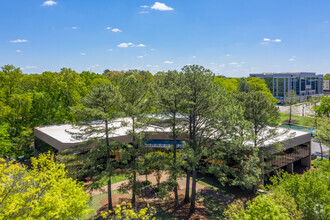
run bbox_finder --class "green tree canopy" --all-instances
[0,153,92,219]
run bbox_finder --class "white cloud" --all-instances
[219,64,225,68]
[42,0,57,6]
[25,66,38,69]
[164,60,174,64]
[229,62,238,65]
[72,27,79,30]
[118,43,146,48]
[192,56,196,59]
[137,56,143,58]
[10,39,28,43]
[146,64,152,67]
[225,54,230,57]
[151,2,174,11]
[111,28,122,33]
[118,42,134,48]
[140,5,149,8]
[80,53,86,55]
[289,58,295,62]
[139,11,149,14]
[263,38,282,43]
[105,27,112,30]
[136,43,146,47]
[15,50,22,53]
[153,65,160,68]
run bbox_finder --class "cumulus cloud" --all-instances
[137,56,143,58]
[105,27,112,30]
[111,28,122,32]
[80,53,87,55]
[263,38,271,42]
[151,2,174,11]
[42,0,57,6]
[118,43,146,48]
[146,64,152,67]
[10,39,28,43]
[225,54,230,57]
[289,58,295,61]
[140,5,149,8]
[118,43,134,48]
[72,27,79,30]
[273,39,282,42]
[15,50,22,53]
[164,60,174,64]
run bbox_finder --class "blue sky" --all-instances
[1,0,330,77]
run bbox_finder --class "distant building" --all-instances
[324,80,330,94]
[250,72,323,102]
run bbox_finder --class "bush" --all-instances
[142,180,152,186]
[311,158,330,171]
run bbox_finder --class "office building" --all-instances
[250,72,323,102]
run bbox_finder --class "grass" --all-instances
[86,190,123,220]
[279,112,314,127]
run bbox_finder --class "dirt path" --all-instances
[88,172,206,196]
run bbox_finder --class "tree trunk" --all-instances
[319,142,323,160]
[189,114,197,213]
[105,120,113,210]
[190,166,197,213]
[184,170,190,203]
[172,113,179,207]
[132,117,136,205]
[289,105,292,125]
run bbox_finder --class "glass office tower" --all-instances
[250,72,324,102]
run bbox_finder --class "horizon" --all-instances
[1,0,330,76]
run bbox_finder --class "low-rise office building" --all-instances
[34,118,311,182]
[250,72,323,102]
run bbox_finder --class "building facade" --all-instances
[324,80,330,94]
[250,72,324,102]
[34,118,311,183]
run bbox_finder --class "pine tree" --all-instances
[153,70,186,206]
[66,83,121,210]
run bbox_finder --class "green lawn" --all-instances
[279,112,315,127]
[86,190,123,220]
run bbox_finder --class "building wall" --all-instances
[250,72,324,102]
[324,80,330,94]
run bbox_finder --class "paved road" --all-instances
[311,139,329,159]
[278,103,318,117]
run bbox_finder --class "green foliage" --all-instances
[324,73,330,80]
[311,158,330,171]
[0,153,92,219]
[316,95,330,117]
[246,77,277,103]
[101,202,156,220]
[237,91,280,147]
[264,170,330,219]
[214,77,239,94]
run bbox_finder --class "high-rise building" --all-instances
[250,72,323,102]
